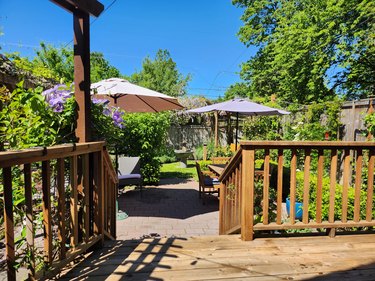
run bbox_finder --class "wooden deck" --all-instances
[58,233,375,280]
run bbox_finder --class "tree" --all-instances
[35,42,74,82]
[233,0,375,102]
[90,52,121,83]
[131,49,191,97]
[224,82,251,100]
[8,43,122,83]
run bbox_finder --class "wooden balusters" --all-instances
[354,149,363,222]
[42,160,53,264]
[70,156,79,248]
[57,158,66,260]
[290,149,297,224]
[263,149,270,225]
[3,167,15,281]
[277,149,283,225]
[328,149,337,237]
[316,149,324,223]
[342,149,351,223]
[24,163,35,276]
[0,142,117,279]
[366,149,375,221]
[303,149,311,224]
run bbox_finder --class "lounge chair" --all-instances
[118,156,143,196]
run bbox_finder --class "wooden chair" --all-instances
[118,156,143,196]
[195,162,220,204]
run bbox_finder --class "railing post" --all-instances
[241,146,255,241]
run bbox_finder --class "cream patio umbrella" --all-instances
[91,77,183,112]
[91,77,184,170]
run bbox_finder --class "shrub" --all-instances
[119,112,170,185]
[295,171,368,221]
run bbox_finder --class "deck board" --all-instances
[58,234,375,280]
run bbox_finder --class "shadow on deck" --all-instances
[57,233,375,280]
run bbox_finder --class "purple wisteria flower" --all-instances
[112,107,125,129]
[92,98,110,105]
[42,84,73,113]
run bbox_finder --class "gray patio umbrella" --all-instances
[187,98,290,149]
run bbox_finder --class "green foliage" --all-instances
[284,99,342,141]
[91,102,124,151]
[0,82,76,149]
[90,52,122,83]
[130,49,191,97]
[119,113,171,184]
[233,0,375,102]
[241,98,342,143]
[156,146,177,164]
[160,161,197,180]
[8,43,122,83]
[35,42,74,82]
[224,82,252,100]
[243,115,282,141]
[364,111,375,139]
[295,171,368,221]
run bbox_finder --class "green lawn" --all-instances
[160,160,197,180]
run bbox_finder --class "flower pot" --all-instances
[286,198,303,220]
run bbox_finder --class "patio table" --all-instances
[208,164,227,176]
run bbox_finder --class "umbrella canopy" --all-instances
[91,78,183,112]
[187,98,290,149]
[187,98,289,116]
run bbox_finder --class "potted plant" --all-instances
[286,183,304,220]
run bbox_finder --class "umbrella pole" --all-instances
[113,96,119,172]
[235,112,239,150]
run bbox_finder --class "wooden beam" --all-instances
[50,0,104,17]
[74,10,91,142]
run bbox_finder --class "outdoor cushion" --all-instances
[204,177,220,186]
[118,174,142,180]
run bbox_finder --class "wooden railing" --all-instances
[0,141,118,280]
[219,141,375,241]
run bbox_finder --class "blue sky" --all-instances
[0,1,256,99]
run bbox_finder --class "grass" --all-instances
[160,160,197,180]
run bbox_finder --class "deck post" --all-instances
[241,146,255,241]
[73,9,91,143]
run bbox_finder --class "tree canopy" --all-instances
[130,49,191,97]
[233,0,375,103]
[8,43,122,83]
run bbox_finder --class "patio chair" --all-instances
[195,162,220,204]
[118,156,143,196]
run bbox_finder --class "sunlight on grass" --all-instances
[160,160,197,180]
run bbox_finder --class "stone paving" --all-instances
[116,178,219,240]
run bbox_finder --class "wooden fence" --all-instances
[219,141,375,241]
[0,141,117,280]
